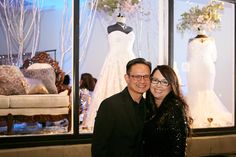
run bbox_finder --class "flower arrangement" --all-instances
[176,0,224,34]
[91,0,142,15]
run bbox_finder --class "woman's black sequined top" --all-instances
[143,91,189,157]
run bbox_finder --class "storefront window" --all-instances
[172,0,235,130]
[0,0,73,137]
[1,0,235,149]
[78,0,168,134]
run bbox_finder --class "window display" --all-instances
[0,0,73,136]
[173,0,235,129]
[79,0,165,133]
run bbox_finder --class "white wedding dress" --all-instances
[186,37,232,128]
[82,30,136,132]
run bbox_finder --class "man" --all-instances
[92,58,151,157]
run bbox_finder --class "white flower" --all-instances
[197,15,204,23]
[93,0,142,15]
[177,0,224,34]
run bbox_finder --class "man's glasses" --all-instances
[151,77,169,86]
[129,74,150,81]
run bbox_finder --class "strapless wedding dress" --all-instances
[186,37,232,128]
[82,31,136,132]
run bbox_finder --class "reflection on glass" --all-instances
[174,0,235,128]
[79,0,164,133]
[0,0,73,136]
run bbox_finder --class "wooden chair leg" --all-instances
[7,114,13,135]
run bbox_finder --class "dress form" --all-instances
[107,14,133,34]
[81,14,136,132]
[186,32,232,128]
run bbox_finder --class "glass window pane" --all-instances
[0,0,73,136]
[173,0,235,129]
[79,0,166,134]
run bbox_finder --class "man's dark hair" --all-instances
[126,58,151,74]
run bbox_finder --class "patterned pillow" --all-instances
[25,78,49,94]
[22,68,58,94]
[0,65,29,95]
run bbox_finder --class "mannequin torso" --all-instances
[189,34,209,43]
[107,15,133,34]
[107,22,133,34]
[195,34,208,38]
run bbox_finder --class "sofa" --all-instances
[0,52,71,135]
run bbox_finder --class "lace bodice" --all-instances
[187,37,217,62]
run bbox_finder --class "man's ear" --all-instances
[124,74,129,84]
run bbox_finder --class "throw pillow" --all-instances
[22,68,58,94]
[25,78,49,94]
[0,65,29,95]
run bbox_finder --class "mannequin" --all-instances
[81,13,136,132]
[194,34,208,38]
[107,13,133,34]
[186,33,232,128]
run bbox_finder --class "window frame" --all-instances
[0,0,94,149]
[1,0,236,149]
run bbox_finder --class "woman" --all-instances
[143,65,192,157]
[80,73,96,92]
[79,73,96,125]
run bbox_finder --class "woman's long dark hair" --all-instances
[80,73,96,91]
[146,65,192,135]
